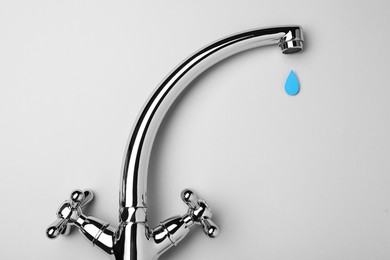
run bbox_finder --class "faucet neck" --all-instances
[120,26,304,212]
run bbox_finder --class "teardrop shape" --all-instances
[284,70,300,96]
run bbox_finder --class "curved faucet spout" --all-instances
[121,26,304,214]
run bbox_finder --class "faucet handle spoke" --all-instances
[46,189,94,239]
[181,189,199,209]
[200,218,219,238]
[181,189,220,238]
[71,189,94,208]
[46,218,70,239]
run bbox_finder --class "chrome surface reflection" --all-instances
[47,25,304,260]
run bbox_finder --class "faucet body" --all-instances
[47,26,304,260]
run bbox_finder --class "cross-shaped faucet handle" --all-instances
[46,189,94,239]
[181,189,219,238]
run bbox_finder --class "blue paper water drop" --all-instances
[285,70,300,96]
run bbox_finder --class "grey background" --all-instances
[1,0,390,259]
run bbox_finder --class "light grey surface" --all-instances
[1,1,390,259]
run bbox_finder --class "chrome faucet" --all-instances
[46,25,304,260]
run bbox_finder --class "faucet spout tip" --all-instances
[279,39,304,54]
[278,26,304,54]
